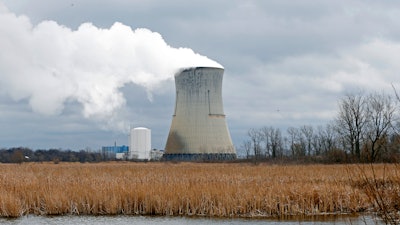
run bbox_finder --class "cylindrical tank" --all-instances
[129,127,151,160]
[163,67,236,161]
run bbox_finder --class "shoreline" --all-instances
[0,213,382,225]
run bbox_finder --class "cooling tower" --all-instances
[163,67,236,161]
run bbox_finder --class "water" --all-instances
[0,215,383,225]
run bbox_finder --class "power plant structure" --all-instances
[163,67,236,161]
[129,127,151,160]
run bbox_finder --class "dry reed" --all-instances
[348,164,400,224]
[0,162,397,218]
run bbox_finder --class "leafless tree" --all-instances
[287,127,306,157]
[312,126,324,156]
[300,125,314,156]
[261,126,283,158]
[287,127,297,157]
[248,128,263,159]
[319,123,338,155]
[242,140,252,159]
[261,127,271,158]
[363,92,396,162]
[241,90,399,163]
[335,93,367,160]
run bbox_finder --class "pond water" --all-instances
[0,215,383,225]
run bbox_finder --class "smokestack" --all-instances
[163,67,236,161]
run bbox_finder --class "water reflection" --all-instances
[0,215,382,225]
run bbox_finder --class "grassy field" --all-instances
[0,162,398,219]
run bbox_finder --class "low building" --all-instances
[150,149,164,160]
[101,145,129,159]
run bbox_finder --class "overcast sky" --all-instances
[1,1,400,153]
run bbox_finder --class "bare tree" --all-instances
[364,92,396,162]
[287,127,297,157]
[241,140,252,159]
[248,128,263,159]
[319,123,338,155]
[271,127,283,158]
[287,127,306,157]
[312,126,324,156]
[300,125,314,156]
[261,126,283,158]
[335,93,367,161]
[260,127,271,158]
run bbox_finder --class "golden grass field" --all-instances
[0,162,398,218]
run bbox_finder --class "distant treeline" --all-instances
[0,147,108,164]
[242,91,400,163]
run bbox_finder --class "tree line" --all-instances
[0,147,110,164]
[242,91,400,163]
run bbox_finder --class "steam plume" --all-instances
[0,3,222,130]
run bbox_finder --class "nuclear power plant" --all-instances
[163,67,236,161]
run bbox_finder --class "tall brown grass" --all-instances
[0,162,397,218]
[349,164,400,224]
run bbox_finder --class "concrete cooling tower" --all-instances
[163,67,236,161]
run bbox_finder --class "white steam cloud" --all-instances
[0,3,222,131]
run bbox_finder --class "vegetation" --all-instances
[0,162,398,221]
[1,91,399,223]
[243,91,400,163]
[0,147,109,164]
[350,164,400,224]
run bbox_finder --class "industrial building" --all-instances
[128,127,152,160]
[101,145,129,159]
[163,67,236,161]
[102,127,161,161]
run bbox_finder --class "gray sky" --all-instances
[1,0,400,153]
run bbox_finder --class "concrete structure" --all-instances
[129,127,151,160]
[163,67,236,161]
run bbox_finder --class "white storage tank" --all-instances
[129,127,151,160]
